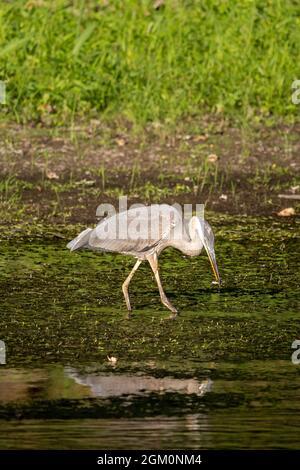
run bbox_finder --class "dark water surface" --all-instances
[0,216,299,449]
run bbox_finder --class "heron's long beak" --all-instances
[206,247,221,286]
[194,218,221,286]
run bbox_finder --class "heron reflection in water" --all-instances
[66,367,213,398]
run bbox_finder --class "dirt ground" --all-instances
[0,119,299,226]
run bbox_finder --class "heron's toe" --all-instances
[169,311,178,320]
[169,304,178,314]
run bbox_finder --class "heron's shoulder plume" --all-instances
[67,228,93,251]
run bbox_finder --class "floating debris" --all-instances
[107,356,118,365]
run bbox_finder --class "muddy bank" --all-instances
[0,120,299,228]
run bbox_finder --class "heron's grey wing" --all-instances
[88,204,182,255]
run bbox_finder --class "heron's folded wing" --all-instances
[88,205,181,254]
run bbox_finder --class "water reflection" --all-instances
[65,367,213,398]
[0,415,212,450]
[0,366,212,402]
[1,361,300,449]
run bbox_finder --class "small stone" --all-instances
[291,185,299,194]
[116,138,126,147]
[193,135,208,142]
[46,170,59,180]
[207,154,218,163]
[277,207,295,217]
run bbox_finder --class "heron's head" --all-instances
[189,216,221,286]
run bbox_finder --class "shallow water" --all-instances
[0,216,299,449]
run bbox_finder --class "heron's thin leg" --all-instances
[122,259,142,312]
[147,253,178,315]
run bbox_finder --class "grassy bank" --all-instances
[0,0,299,125]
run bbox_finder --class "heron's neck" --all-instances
[169,236,203,257]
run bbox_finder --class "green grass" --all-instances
[0,0,300,125]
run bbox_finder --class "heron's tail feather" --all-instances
[67,228,93,251]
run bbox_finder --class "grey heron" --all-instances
[67,204,221,315]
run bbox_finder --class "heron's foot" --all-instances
[168,305,178,315]
[160,295,178,315]
[168,311,178,320]
[124,303,132,313]
[126,310,132,320]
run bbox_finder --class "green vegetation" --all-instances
[1,219,299,365]
[0,0,300,125]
